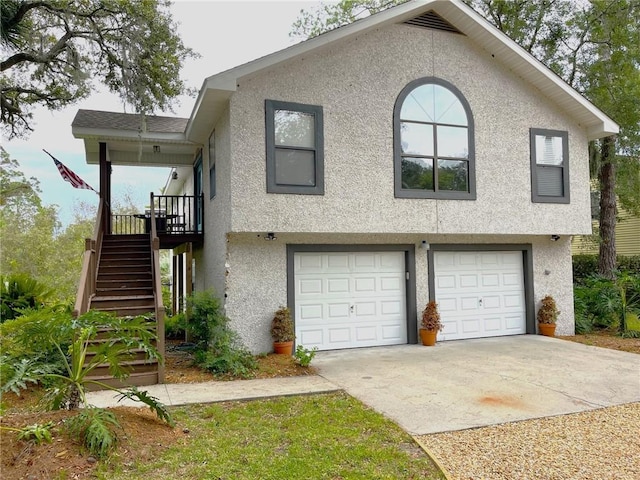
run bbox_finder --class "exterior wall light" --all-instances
[265,232,277,241]
[550,235,560,241]
[419,240,430,250]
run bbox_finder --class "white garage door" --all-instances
[434,251,526,341]
[294,251,407,350]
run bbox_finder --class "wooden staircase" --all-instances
[87,234,160,388]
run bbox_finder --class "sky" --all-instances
[2,0,325,226]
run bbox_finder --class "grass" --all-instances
[99,392,444,480]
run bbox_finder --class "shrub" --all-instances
[270,306,294,342]
[294,345,318,367]
[0,310,174,456]
[165,312,186,340]
[187,291,257,378]
[573,255,640,285]
[421,300,443,331]
[0,274,53,322]
[537,295,560,324]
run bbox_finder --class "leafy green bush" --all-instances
[0,274,53,322]
[165,312,186,339]
[294,345,318,367]
[573,255,640,285]
[573,272,640,335]
[0,309,174,457]
[187,291,257,378]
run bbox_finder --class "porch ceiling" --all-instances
[80,138,197,166]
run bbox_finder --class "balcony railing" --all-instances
[111,194,204,236]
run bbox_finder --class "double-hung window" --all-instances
[265,100,324,195]
[530,128,569,203]
[394,77,475,199]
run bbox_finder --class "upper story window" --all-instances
[530,128,569,203]
[209,130,216,200]
[394,77,475,199]
[265,100,324,195]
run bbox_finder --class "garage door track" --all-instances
[312,335,640,435]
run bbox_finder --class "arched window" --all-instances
[394,77,475,199]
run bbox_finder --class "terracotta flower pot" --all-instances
[538,323,556,337]
[273,341,294,355]
[419,328,438,346]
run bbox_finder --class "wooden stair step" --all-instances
[92,305,156,316]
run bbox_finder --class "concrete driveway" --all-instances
[312,335,640,435]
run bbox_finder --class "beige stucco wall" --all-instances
[224,233,575,354]
[227,23,591,236]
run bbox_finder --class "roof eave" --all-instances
[186,0,619,142]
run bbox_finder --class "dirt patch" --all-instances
[164,341,317,383]
[1,406,185,480]
[1,344,317,480]
[557,330,640,354]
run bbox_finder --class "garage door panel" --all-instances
[484,317,502,332]
[327,303,349,318]
[326,278,349,293]
[505,314,525,330]
[295,251,407,350]
[355,326,377,341]
[299,304,323,320]
[353,253,376,269]
[434,250,526,341]
[327,254,349,269]
[483,295,501,309]
[299,329,323,345]
[481,274,499,287]
[354,277,376,292]
[381,299,401,315]
[329,328,351,343]
[299,279,323,294]
[437,275,456,289]
[355,302,376,316]
[381,276,402,292]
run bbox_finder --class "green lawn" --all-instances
[100,392,444,480]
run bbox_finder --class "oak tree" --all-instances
[1,0,196,138]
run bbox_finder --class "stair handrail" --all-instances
[149,193,166,383]
[73,198,106,318]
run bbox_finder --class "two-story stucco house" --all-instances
[73,0,619,357]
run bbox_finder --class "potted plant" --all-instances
[537,295,559,337]
[271,306,295,354]
[420,300,443,346]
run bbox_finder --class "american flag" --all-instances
[43,150,97,193]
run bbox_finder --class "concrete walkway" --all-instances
[87,336,640,435]
[87,375,339,408]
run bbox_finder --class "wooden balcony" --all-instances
[110,194,204,249]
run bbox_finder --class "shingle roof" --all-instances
[73,109,188,134]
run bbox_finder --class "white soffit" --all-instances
[187,0,618,142]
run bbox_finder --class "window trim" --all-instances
[209,129,216,200]
[393,77,476,200]
[265,99,324,195]
[530,128,569,204]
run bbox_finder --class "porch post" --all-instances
[99,142,112,233]
[172,254,178,315]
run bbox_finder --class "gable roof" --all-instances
[186,0,618,143]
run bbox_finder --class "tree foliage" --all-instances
[1,0,197,138]
[0,149,93,302]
